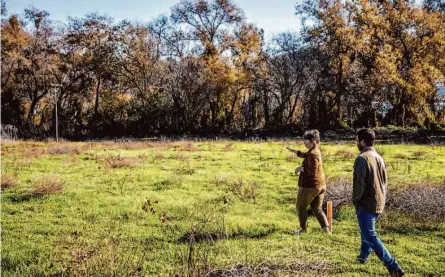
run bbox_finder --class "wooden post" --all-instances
[55,96,58,143]
[327,201,333,233]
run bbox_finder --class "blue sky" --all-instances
[5,0,302,39]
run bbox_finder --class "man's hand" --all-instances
[295,166,304,174]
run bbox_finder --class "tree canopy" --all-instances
[2,0,445,138]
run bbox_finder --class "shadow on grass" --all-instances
[178,226,279,243]
[6,192,41,203]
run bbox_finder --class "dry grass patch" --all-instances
[223,143,235,151]
[9,158,33,169]
[118,142,151,150]
[1,173,18,190]
[64,156,80,164]
[180,142,199,152]
[53,231,148,277]
[32,175,64,196]
[174,152,188,161]
[413,151,426,158]
[21,147,45,158]
[46,144,82,155]
[97,141,119,150]
[153,151,165,160]
[335,150,355,159]
[393,153,407,159]
[104,155,136,169]
[205,247,332,277]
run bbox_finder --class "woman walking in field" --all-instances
[287,130,330,234]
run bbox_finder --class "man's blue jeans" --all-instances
[356,207,400,271]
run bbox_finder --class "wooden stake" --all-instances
[327,201,333,233]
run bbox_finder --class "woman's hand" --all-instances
[287,147,298,154]
[295,166,304,174]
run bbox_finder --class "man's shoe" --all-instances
[295,229,307,235]
[389,268,405,277]
[355,256,368,264]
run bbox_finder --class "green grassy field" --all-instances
[1,141,445,276]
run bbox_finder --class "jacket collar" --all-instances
[308,145,318,153]
[360,146,375,154]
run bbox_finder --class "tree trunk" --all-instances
[94,77,101,115]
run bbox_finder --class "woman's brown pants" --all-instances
[296,186,329,230]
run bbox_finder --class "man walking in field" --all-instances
[353,129,404,277]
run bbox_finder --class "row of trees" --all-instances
[2,0,445,138]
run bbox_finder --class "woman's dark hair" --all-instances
[303,130,320,143]
[357,128,375,146]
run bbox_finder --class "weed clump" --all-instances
[33,175,64,196]
[227,178,261,201]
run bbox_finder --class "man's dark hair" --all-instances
[357,128,375,146]
[303,130,320,143]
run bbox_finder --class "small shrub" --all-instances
[115,171,133,195]
[228,178,244,197]
[387,185,445,224]
[33,175,64,196]
[227,178,261,201]
[325,179,353,209]
[243,182,261,200]
[258,162,274,172]
[210,175,230,187]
